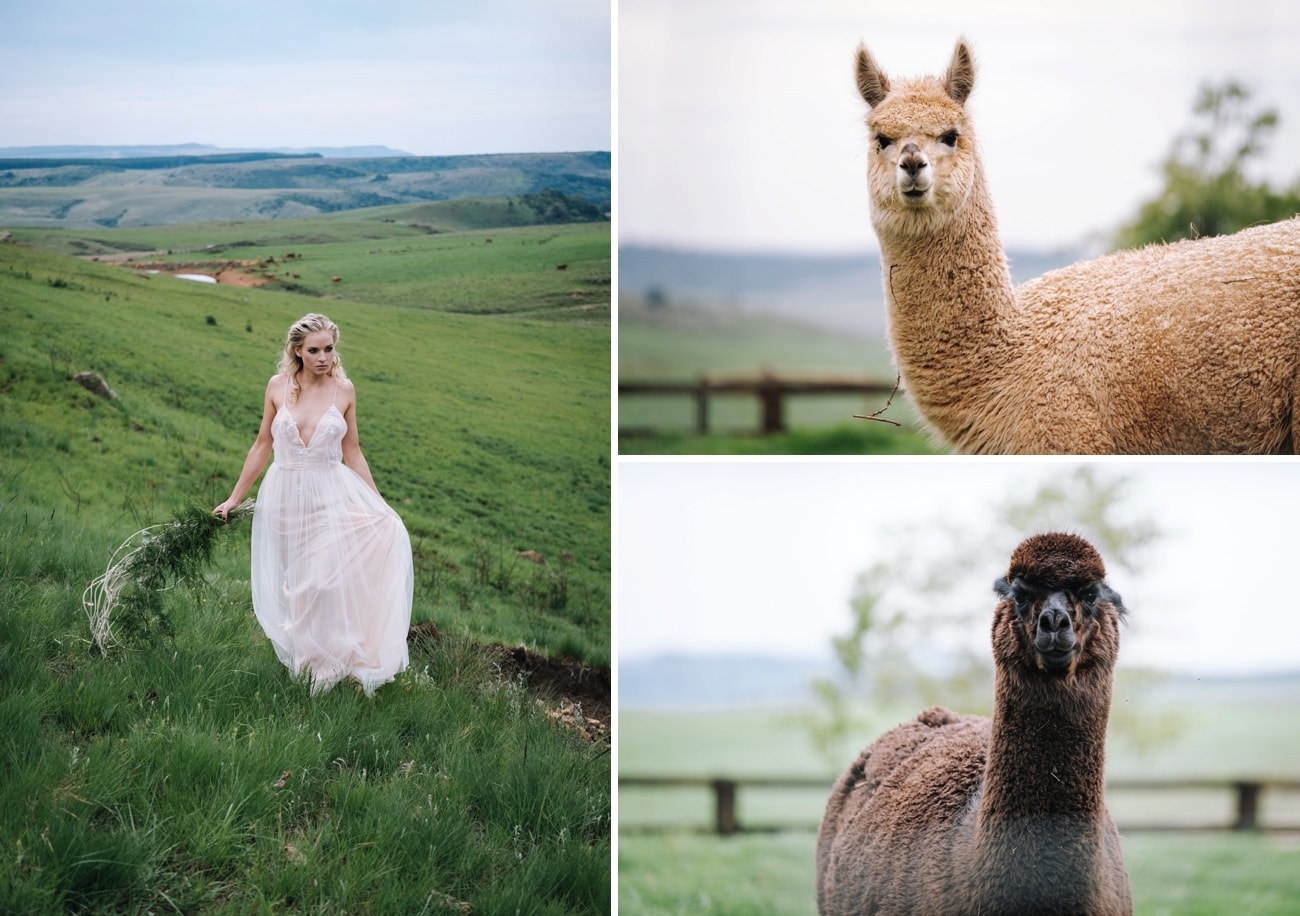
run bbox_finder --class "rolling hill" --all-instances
[0,195,611,911]
[0,149,610,228]
[1,206,611,663]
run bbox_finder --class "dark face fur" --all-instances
[991,533,1126,678]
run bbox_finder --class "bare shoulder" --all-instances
[264,375,284,407]
[337,377,358,410]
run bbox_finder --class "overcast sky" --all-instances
[0,0,609,156]
[619,0,1300,254]
[618,460,1300,677]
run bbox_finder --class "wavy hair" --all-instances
[277,313,347,403]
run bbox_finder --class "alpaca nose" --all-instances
[1038,595,1072,634]
[899,142,927,178]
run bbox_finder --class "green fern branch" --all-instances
[83,499,255,655]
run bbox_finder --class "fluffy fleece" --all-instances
[815,533,1132,915]
[857,38,1300,454]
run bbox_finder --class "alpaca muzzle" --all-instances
[898,142,932,198]
[1034,593,1078,671]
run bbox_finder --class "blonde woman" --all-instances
[215,313,412,695]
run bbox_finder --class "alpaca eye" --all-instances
[876,134,894,150]
[940,130,959,147]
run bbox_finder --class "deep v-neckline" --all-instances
[284,403,340,449]
[283,376,340,450]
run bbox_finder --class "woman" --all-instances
[215,313,413,695]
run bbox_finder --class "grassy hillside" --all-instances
[0,212,610,910]
[1,220,610,662]
[8,202,610,319]
[0,151,610,228]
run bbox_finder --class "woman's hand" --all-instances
[213,498,239,521]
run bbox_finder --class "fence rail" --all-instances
[618,374,899,435]
[619,775,1300,836]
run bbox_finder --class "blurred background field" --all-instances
[618,832,1300,916]
[616,247,1077,455]
[618,672,1300,916]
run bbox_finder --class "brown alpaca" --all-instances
[816,533,1133,915]
[856,38,1300,454]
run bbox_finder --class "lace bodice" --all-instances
[272,405,345,468]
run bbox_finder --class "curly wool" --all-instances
[816,533,1132,915]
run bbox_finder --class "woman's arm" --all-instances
[338,379,382,497]
[214,378,278,519]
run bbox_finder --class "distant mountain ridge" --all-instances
[620,653,839,708]
[0,143,414,159]
[618,244,1081,337]
[620,652,1300,710]
[0,149,610,228]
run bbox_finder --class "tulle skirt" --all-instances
[250,461,413,695]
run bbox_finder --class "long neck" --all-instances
[981,668,1112,822]
[966,666,1117,910]
[877,164,1017,450]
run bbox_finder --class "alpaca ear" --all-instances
[1099,583,1128,618]
[856,43,890,107]
[945,38,976,104]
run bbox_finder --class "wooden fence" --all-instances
[618,775,1300,836]
[618,374,899,435]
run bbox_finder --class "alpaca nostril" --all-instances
[898,142,927,178]
[1038,605,1071,634]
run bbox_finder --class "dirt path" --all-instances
[125,259,270,287]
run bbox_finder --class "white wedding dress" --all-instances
[250,382,412,695]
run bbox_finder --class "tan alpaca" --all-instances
[856,38,1300,454]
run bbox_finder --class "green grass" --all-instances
[0,212,610,910]
[618,422,939,455]
[8,204,611,320]
[619,833,815,916]
[617,831,1300,916]
[617,302,941,454]
[0,530,610,912]
[2,221,609,664]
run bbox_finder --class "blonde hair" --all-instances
[278,313,347,402]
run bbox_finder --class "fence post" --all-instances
[1232,781,1261,830]
[758,374,785,434]
[711,778,738,835]
[696,378,710,434]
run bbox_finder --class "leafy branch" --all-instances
[83,500,254,655]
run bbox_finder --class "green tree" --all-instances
[805,467,1180,770]
[1113,81,1300,249]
